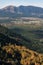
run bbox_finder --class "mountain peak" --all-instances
[2,5,16,13]
[3,5,15,9]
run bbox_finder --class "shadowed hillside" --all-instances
[0,25,43,53]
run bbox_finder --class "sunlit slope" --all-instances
[0,44,43,65]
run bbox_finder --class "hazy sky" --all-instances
[0,0,43,8]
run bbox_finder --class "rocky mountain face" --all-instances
[0,5,43,18]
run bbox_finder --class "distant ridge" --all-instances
[0,5,43,18]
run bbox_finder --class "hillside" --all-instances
[0,24,43,65]
[0,44,43,65]
[0,6,43,18]
[0,25,43,53]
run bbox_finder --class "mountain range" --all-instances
[0,5,43,18]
